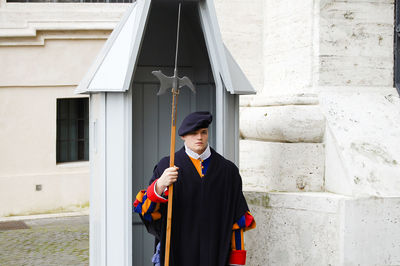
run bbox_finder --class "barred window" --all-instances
[57,98,89,163]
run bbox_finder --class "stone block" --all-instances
[240,139,324,192]
[244,192,400,266]
[215,0,264,92]
[261,0,314,95]
[320,89,400,197]
[342,197,400,265]
[250,94,319,107]
[240,105,325,143]
[244,191,344,266]
[318,0,394,87]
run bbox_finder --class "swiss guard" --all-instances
[133,111,256,266]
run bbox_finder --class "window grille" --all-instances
[57,98,89,163]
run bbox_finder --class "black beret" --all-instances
[178,111,213,136]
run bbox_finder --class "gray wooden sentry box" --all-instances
[75,0,255,265]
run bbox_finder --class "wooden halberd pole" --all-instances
[164,88,179,266]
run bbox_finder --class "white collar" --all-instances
[184,143,211,161]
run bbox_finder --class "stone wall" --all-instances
[216,0,400,196]
[317,0,393,87]
[321,89,400,197]
[214,0,264,96]
[315,0,400,197]
[215,0,400,264]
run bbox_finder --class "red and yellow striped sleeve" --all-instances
[229,212,256,265]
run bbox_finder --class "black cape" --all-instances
[142,147,249,266]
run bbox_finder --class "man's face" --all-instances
[181,128,209,155]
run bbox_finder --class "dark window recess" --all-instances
[7,0,132,3]
[57,98,89,163]
[395,0,400,94]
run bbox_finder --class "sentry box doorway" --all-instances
[76,0,255,265]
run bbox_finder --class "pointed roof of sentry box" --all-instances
[75,0,256,95]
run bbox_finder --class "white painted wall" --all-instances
[0,86,90,216]
[0,40,106,86]
[0,3,129,216]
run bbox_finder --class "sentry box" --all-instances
[75,0,255,265]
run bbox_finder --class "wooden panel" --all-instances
[196,84,216,148]
[132,83,145,220]
[132,83,149,266]
[143,84,160,176]
[132,226,145,266]
[105,92,132,266]
[89,93,107,266]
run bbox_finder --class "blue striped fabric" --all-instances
[201,157,211,175]
[237,215,246,228]
[234,230,242,250]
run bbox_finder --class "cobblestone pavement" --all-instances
[0,215,89,266]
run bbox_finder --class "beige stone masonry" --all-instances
[245,191,400,265]
[240,105,325,143]
[240,140,324,192]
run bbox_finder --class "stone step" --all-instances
[244,191,400,266]
[244,191,344,265]
[239,105,325,143]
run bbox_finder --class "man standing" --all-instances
[134,111,255,266]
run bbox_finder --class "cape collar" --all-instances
[184,143,211,161]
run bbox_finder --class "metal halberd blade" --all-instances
[152,70,196,96]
